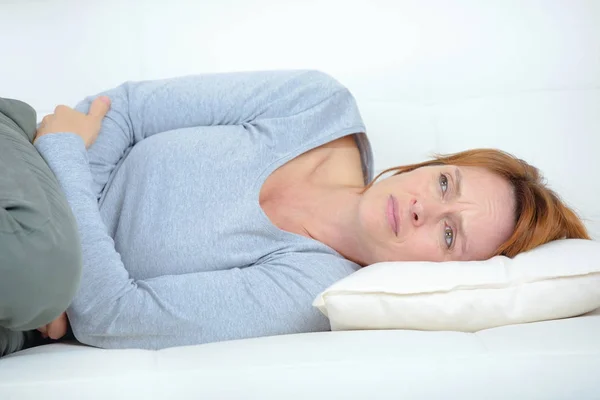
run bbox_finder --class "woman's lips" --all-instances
[387,195,399,236]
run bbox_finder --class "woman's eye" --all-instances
[444,225,454,248]
[439,174,449,194]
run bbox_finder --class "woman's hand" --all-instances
[35,96,111,149]
[37,312,68,340]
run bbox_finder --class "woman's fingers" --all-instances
[37,325,48,338]
[88,96,111,120]
[46,312,68,340]
[37,313,68,340]
[40,114,52,126]
[53,104,71,114]
[34,97,111,148]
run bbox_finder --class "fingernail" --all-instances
[99,96,110,105]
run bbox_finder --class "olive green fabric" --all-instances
[0,97,82,332]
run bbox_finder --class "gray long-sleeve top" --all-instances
[34,70,374,350]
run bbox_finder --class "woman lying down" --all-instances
[13,70,593,352]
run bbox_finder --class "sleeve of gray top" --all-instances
[75,70,360,200]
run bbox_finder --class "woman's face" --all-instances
[357,165,516,264]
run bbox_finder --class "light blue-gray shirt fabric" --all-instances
[34,70,374,350]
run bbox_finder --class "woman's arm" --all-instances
[76,70,361,200]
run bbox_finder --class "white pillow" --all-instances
[314,239,600,332]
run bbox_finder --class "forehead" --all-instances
[449,165,516,260]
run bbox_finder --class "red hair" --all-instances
[364,149,590,257]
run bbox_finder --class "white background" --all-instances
[1,0,599,238]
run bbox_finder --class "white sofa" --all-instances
[1,308,599,399]
[1,1,599,398]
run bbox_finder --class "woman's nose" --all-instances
[410,198,447,228]
[410,199,425,227]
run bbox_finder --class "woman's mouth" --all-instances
[387,195,399,236]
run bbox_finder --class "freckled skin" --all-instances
[356,166,516,264]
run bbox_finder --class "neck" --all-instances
[301,185,369,266]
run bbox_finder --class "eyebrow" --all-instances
[453,168,468,255]
[454,168,462,197]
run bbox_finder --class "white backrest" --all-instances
[2,0,599,238]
